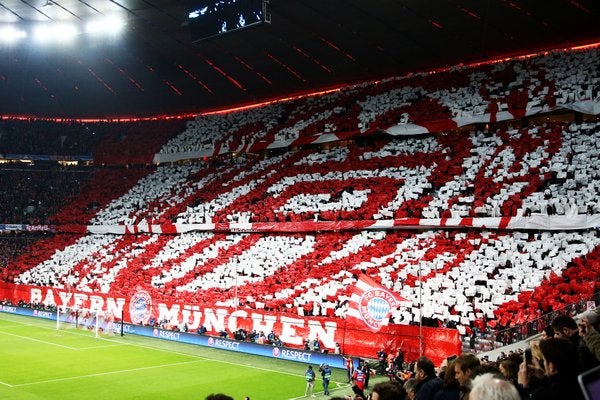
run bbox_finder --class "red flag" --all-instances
[346,274,407,331]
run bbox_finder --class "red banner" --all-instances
[0,282,460,365]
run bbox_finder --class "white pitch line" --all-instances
[12,359,204,387]
[0,330,78,350]
[0,380,13,388]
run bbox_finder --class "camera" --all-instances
[524,348,533,365]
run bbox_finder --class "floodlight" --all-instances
[0,26,27,44]
[85,16,126,36]
[33,23,78,44]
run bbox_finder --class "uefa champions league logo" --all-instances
[129,289,152,325]
[272,347,281,357]
[358,288,399,330]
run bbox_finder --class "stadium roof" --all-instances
[1,0,599,119]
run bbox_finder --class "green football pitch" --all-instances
[0,312,381,400]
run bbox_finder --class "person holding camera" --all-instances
[518,337,584,400]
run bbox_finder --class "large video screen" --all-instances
[188,0,266,42]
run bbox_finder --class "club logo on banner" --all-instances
[348,274,406,331]
[129,289,153,325]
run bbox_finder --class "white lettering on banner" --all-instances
[73,293,88,309]
[280,316,304,345]
[58,291,73,307]
[158,330,180,341]
[28,288,125,317]
[307,320,337,349]
[1,305,17,312]
[106,297,126,317]
[30,288,42,304]
[36,310,54,318]
[89,295,104,312]
[157,303,181,324]
[251,313,277,334]
[203,308,228,332]
[25,287,338,349]
[214,339,240,351]
[181,305,202,330]
[113,324,133,334]
[279,349,312,362]
[228,309,248,332]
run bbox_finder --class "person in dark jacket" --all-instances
[413,356,442,400]
[552,314,599,371]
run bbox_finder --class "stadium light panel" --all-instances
[85,16,126,36]
[33,23,78,44]
[0,26,27,44]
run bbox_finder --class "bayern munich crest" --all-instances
[358,288,399,330]
[129,289,153,325]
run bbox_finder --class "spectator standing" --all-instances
[433,360,460,400]
[394,350,405,373]
[540,325,555,340]
[414,356,443,400]
[334,342,341,354]
[363,360,372,388]
[453,353,480,400]
[344,355,355,383]
[498,359,519,387]
[377,348,387,375]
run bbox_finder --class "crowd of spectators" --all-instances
[338,311,600,399]
[0,119,99,156]
[0,46,599,367]
[1,119,598,228]
[0,234,44,271]
[0,118,186,163]
[48,120,599,227]
[0,167,93,225]
[156,46,600,161]
[0,116,599,343]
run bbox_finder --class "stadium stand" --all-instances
[1,45,600,360]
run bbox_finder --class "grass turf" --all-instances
[0,312,376,400]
